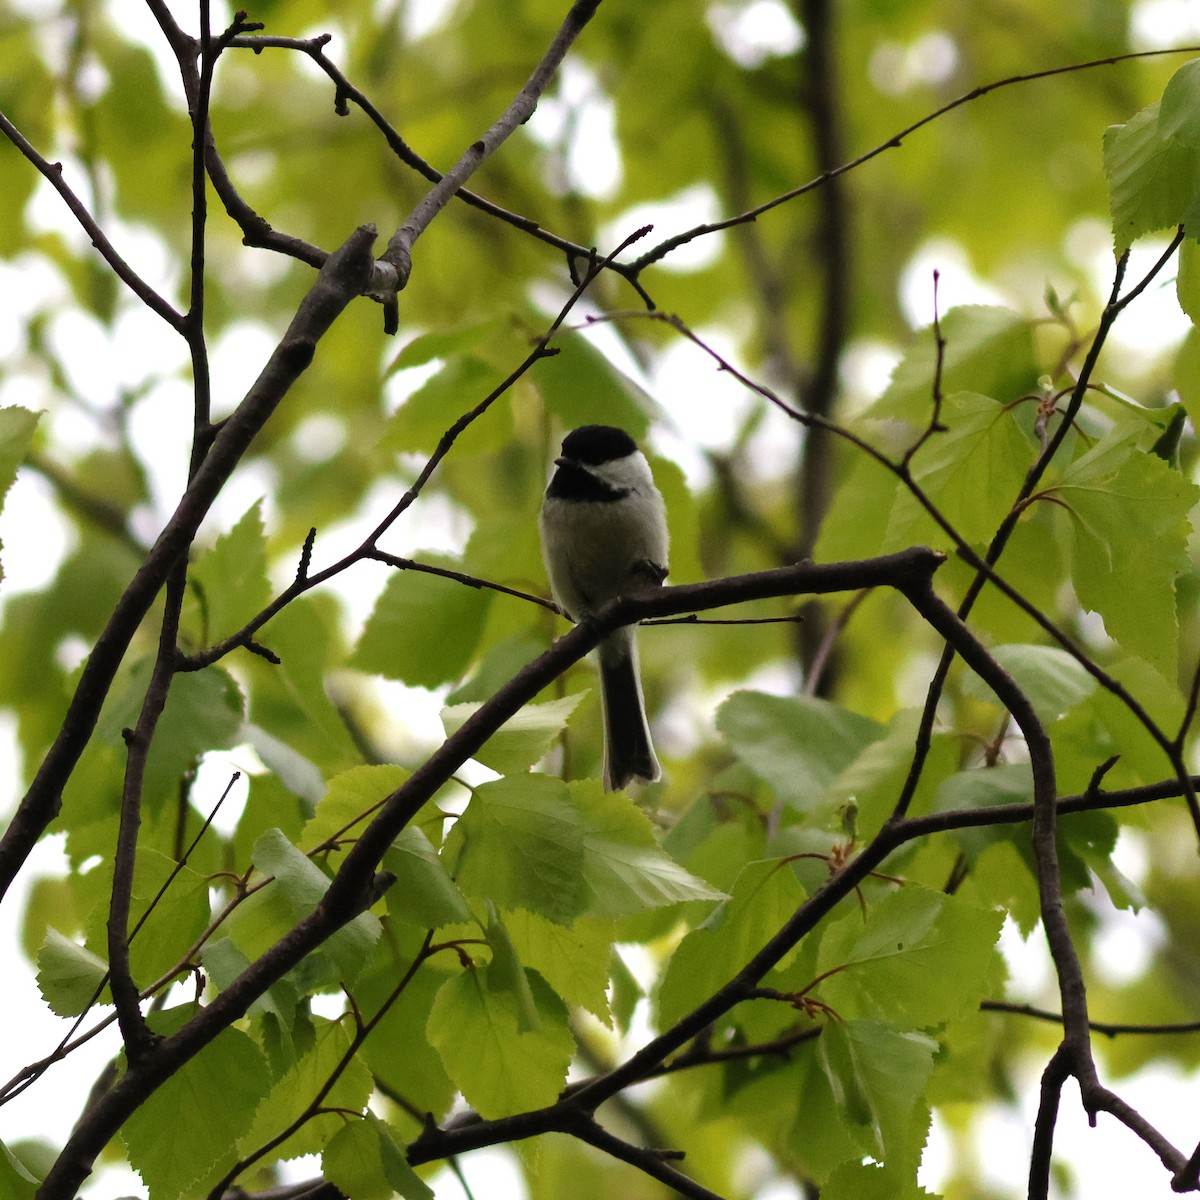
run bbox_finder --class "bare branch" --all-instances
[0,225,377,905]
[0,108,184,330]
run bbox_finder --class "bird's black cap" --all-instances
[559,425,638,466]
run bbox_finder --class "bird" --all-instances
[539,424,669,791]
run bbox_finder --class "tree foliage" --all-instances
[2,1,1200,1198]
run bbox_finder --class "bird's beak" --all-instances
[554,457,568,468]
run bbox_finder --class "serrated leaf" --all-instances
[717,691,884,808]
[818,1020,936,1168]
[570,780,726,916]
[252,828,382,981]
[351,562,493,687]
[241,1017,373,1163]
[818,886,1006,1028]
[189,500,272,643]
[656,858,806,1029]
[959,643,1096,721]
[485,906,541,1033]
[1159,58,1200,146]
[324,1116,434,1200]
[871,307,1036,423]
[96,662,244,801]
[822,1159,939,1200]
[503,907,615,1025]
[384,826,472,928]
[427,965,574,1118]
[121,1022,270,1200]
[1053,439,1200,674]
[0,407,40,513]
[441,692,583,774]
[885,392,1033,549]
[1178,237,1200,323]
[1104,102,1200,252]
[35,929,108,1017]
[446,775,584,923]
[301,763,411,852]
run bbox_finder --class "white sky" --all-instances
[3,0,1200,1197]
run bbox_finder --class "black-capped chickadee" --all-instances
[539,425,669,791]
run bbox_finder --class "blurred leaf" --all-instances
[352,562,494,687]
[959,643,1097,721]
[188,501,272,644]
[872,307,1037,423]
[534,333,656,435]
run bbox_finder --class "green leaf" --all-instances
[93,662,243,803]
[241,1016,373,1163]
[0,1138,39,1198]
[1053,436,1200,675]
[885,392,1034,549]
[503,907,615,1025]
[324,1116,434,1200]
[818,1020,936,1168]
[446,775,584,924]
[656,858,806,1029]
[485,906,542,1033]
[427,965,574,1119]
[243,595,361,775]
[121,1021,270,1200]
[1177,236,1200,323]
[441,692,583,774]
[822,1159,939,1200]
[533,332,655,436]
[188,500,273,643]
[818,886,1006,1027]
[959,643,1096,721]
[1159,58,1200,146]
[35,929,108,1017]
[352,561,493,687]
[570,779,727,916]
[1104,102,1200,252]
[301,764,411,853]
[387,319,503,371]
[0,406,40,513]
[871,307,1036,423]
[380,354,513,457]
[717,691,884,809]
[252,828,382,981]
[357,952,457,1125]
[384,826,473,928]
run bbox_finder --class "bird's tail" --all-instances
[598,629,660,791]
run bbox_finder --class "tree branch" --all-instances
[0,224,376,906]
